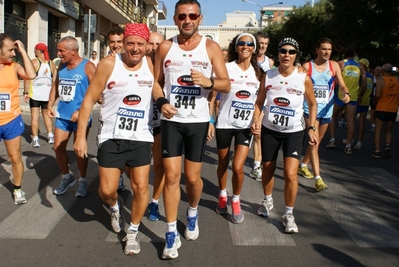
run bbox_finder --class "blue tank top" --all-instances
[303,60,336,119]
[56,59,90,120]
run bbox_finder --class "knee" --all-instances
[232,165,244,176]
[8,153,22,165]
[132,182,148,197]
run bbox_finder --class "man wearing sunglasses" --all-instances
[152,0,230,259]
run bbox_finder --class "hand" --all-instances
[23,94,29,103]
[14,40,26,53]
[342,94,350,104]
[47,106,56,118]
[207,123,215,141]
[190,69,210,88]
[73,138,88,159]
[251,122,261,136]
[308,130,319,146]
[70,110,79,122]
[161,104,177,119]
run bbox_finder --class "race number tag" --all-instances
[313,84,329,104]
[229,100,254,128]
[58,79,77,102]
[268,105,295,130]
[114,107,145,139]
[0,93,11,112]
[170,85,201,118]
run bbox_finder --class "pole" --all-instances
[87,9,91,59]
[259,10,262,28]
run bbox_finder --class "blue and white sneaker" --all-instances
[162,231,181,259]
[75,180,88,197]
[147,202,160,221]
[117,175,126,192]
[53,176,76,195]
[184,210,199,240]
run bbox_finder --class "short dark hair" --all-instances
[0,33,14,49]
[107,27,124,39]
[254,31,269,40]
[315,37,332,48]
[344,45,356,58]
[175,0,201,15]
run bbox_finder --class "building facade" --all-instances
[1,0,167,61]
[160,6,293,49]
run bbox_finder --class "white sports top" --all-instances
[29,58,52,101]
[98,55,154,145]
[162,35,212,123]
[258,55,271,72]
[216,61,259,129]
[262,68,306,133]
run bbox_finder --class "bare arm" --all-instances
[74,57,114,158]
[304,75,318,146]
[152,40,177,120]
[332,61,350,103]
[14,40,36,80]
[251,73,266,136]
[205,40,230,93]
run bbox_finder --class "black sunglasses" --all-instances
[177,13,200,21]
[279,48,297,55]
[236,41,255,47]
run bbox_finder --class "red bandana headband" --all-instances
[35,43,50,61]
[124,23,150,42]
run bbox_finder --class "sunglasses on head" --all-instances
[236,41,255,47]
[177,13,200,21]
[279,48,297,55]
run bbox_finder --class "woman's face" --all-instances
[235,36,255,61]
[278,45,297,67]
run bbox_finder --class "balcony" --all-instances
[79,0,133,24]
[158,1,167,20]
[144,0,158,5]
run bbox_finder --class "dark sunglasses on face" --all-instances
[236,41,255,47]
[279,48,297,55]
[177,13,200,21]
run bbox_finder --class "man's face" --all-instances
[0,38,16,64]
[147,33,164,57]
[124,35,147,65]
[316,42,332,61]
[174,4,202,39]
[222,50,228,63]
[108,33,124,54]
[91,51,97,59]
[257,37,269,55]
[57,41,75,64]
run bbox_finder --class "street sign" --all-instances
[84,14,96,33]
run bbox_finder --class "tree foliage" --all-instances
[263,0,399,67]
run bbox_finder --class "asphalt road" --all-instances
[0,109,398,267]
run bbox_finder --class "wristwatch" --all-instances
[203,76,214,90]
[308,126,316,132]
[344,92,351,96]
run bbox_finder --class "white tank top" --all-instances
[258,55,271,72]
[162,35,212,123]
[98,55,154,145]
[216,61,259,129]
[262,68,306,133]
[29,58,52,101]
